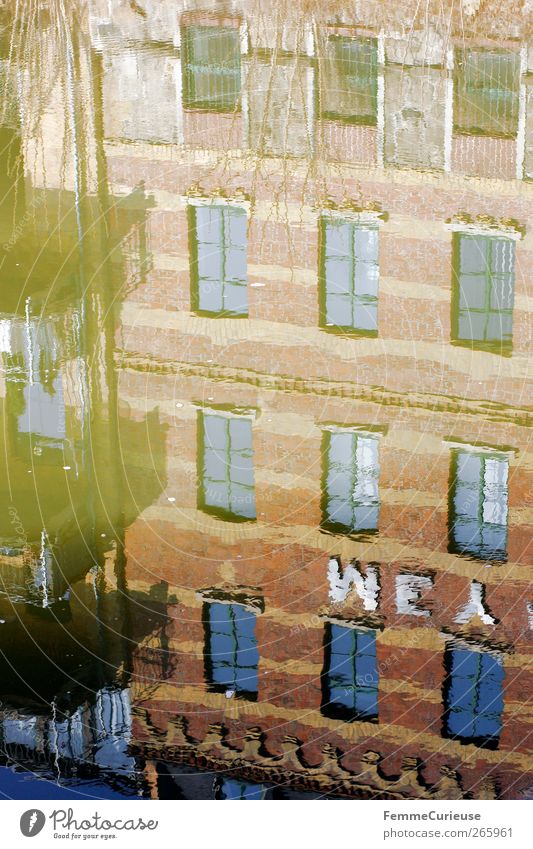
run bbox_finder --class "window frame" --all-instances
[204,601,259,700]
[181,23,242,113]
[318,215,380,337]
[453,47,520,139]
[197,409,256,522]
[320,428,381,536]
[451,231,515,355]
[319,34,379,126]
[448,447,509,562]
[443,646,504,748]
[188,203,248,318]
[321,622,379,722]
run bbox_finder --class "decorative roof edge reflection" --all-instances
[445,214,526,239]
[197,584,265,614]
[443,437,519,456]
[132,711,497,800]
[186,183,251,212]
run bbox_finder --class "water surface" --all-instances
[0,0,532,801]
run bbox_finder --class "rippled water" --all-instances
[0,0,532,801]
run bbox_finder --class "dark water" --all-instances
[0,0,532,800]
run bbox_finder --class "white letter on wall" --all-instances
[395,573,434,618]
[327,557,380,611]
[454,580,497,625]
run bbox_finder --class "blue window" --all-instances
[182,25,241,112]
[190,204,248,316]
[322,624,378,721]
[452,233,515,350]
[198,411,256,520]
[445,649,504,745]
[215,776,267,799]
[320,217,379,334]
[449,449,508,561]
[206,602,259,698]
[322,430,380,533]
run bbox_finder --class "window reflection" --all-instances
[320,35,378,125]
[322,430,380,534]
[383,65,446,171]
[452,233,515,352]
[189,204,248,317]
[3,318,68,462]
[448,448,508,561]
[320,217,379,334]
[198,410,256,521]
[322,623,379,721]
[454,49,520,138]
[444,647,504,747]
[205,602,259,699]
[182,25,241,112]
[103,51,183,144]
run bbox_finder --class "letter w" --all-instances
[327,557,380,610]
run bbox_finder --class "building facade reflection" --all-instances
[0,0,531,801]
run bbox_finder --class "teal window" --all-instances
[452,233,515,350]
[190,204,248,316]
[449,449,508,561]
[198,411,255,520]
[322,430,380,534]
[322,624,378,721]
[321,36,378,125]
[444,648,504,746]
[182,25,241,112]
[320,218,379,334]
[454,49,520,138]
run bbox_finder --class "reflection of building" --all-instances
[0,0,531,800]
[82,0,533,801]
[1,687,135,777]
[0,566,167,796]
[89,2,533,372]
[89,0,531,179]
[0,18,168,804]
[121,369,532,799]
[0,7,166,600]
